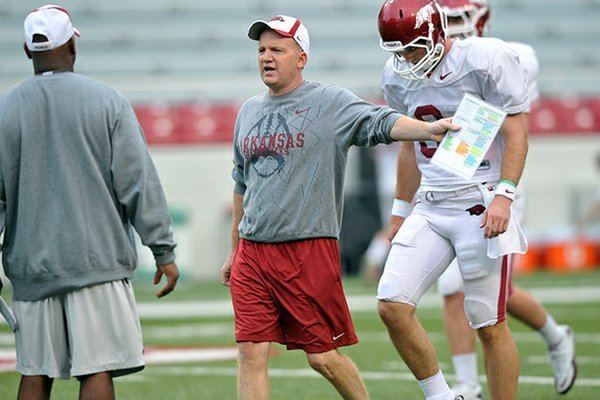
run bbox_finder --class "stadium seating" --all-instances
[1,0,599,101]
[134,98,600,145]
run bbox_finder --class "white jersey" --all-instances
[381,36,530,189]
[507,41,540,109]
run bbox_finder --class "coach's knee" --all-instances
[377,301,414,328]
[306,351,337,380]
[237,342,269,369]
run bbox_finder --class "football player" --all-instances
[376,1,528,399]
[435,1,576,398]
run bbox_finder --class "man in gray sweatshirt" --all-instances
[0,5,179,399]
[220,15,459,400]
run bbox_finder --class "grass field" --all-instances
[1,270,599,399]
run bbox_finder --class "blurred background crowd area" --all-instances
[1,0,599,281]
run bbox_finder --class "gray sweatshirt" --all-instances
[232,81,401,242]
[0,72,176,301]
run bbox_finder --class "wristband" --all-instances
[391,199,411,218]
[499,179,517,188]
[495,181,517,201]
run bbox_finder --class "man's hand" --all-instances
[386,215,406,242]
[425,118,461,143]
[481,196,512,239]
[220,250,235,287]
[154,262,180,298]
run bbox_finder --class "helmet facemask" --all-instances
[444,5,489,39]
[381,37,445,80]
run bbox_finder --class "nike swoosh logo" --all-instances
[506,190,515,194]
[295,108,309,115]
[440,71,453,80]
[332,333,345,341]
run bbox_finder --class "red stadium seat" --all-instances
[530,97,599,135]
[174,103,240,144]
[135,97,599,145]
[134,104,180,144]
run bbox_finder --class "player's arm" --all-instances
[221,193,243,286]
[481,112,528,239]
[387,142,421,242]
[390,115,459,143]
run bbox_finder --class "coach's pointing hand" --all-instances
[389,116,460,143]
[154,262,180,298]
[425,118,461,143]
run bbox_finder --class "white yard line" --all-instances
[142,366,600,387]
[0,347,238,373]
[132,285,600,319]
[3,328,600,347]
[525,355,600,365]
[143,323,233,339]
[358,331,600,344]
[1,285,598,324]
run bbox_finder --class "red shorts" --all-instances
[230,238,358,353]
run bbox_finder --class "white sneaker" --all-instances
[549,325,577,394]
[450,383,483,400]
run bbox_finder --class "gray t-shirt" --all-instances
[232,81,401,242]
[0,72,176,301]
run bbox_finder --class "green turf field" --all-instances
[1,271,599,399]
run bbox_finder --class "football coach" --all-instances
[220,15,459,400]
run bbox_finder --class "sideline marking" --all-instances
[1,286,598,323]
[0,347,237,373]
[143,366,600,387]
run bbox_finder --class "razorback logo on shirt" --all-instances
[242,112,305,178]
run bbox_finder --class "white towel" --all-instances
[477,185,528,259]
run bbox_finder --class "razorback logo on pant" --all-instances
[466,204,486,216]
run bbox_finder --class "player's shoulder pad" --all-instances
[460,36,517,72]
[506,41,537,59]
[381,55,395,82]
[506,41,539,71]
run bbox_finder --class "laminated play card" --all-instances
[431,94,507,179]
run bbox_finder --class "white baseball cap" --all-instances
[24,4,80,52]
[248,15,310,56]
